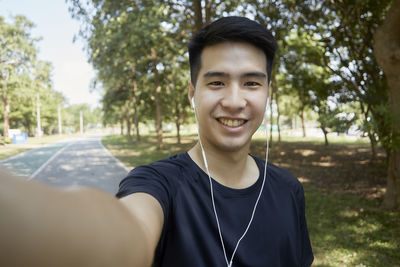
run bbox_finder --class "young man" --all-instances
[0,16,313,267]
[117,16,314,266]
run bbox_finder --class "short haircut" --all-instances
[188,16,278,86]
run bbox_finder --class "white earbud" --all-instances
[191,92,269,267]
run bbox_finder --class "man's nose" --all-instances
[220,83,246,110]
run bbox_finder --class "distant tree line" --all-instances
[0,15,102,139]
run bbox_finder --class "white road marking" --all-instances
[29,142,74,180]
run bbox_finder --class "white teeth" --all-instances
[219,118,245,127]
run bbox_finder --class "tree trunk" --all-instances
[125,101,131,137]
[269,94,274,147]
[374,0,400,210]
[321,127,329,146]
[126,113,131,137]
[301,108,306,137]
[151,48,163,149]
[367,130,377,159]
[273,75,281,142]
[360,103,377,158]
[120,119,124,135]
[175,100,181,144]
[204,0,212,25]
[2,88,10,141]
[176,120,181,144]
[25,121,32,136]
[133,101,140,142]
[193,0,203,31]
[277,110,281,142]
[131,64,140,142]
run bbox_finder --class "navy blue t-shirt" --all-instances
[117,153,314,267]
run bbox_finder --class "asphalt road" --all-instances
[0,135,130,195]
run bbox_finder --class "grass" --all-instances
[101,133,197,168]
[102,133,400,267]
[305,184,399,266]
[253,130,371,145]
[0,134,77,160]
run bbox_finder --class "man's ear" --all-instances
[188,81,195,104]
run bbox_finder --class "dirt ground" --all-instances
[250,140,387,203]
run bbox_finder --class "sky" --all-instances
[0,0,100,107]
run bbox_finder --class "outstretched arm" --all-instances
[0,170,163,267]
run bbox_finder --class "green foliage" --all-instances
[67,0,247,142]
[316,101,356,134]
[66,0,397,154]
[63,104,102,133]
[69,0,191,133]
[0,15,67,137]
[288,0,393,151]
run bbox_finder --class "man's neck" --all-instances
[188,142,259,189]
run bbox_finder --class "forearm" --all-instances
[0,170,151,267]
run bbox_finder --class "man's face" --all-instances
[189,42,269,153]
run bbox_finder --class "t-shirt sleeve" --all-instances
[296,183,314,267]
[116,164,174,221]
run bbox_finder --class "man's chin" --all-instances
[213,139,251,154]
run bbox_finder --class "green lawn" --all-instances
[305,184,399,266]
[102,133,400,267]
[101,133,197,168]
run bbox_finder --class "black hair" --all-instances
[188,16,278,86]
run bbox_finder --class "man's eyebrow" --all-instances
[203,71,267,79]
[242,72,267,78]
[203,71,230,78]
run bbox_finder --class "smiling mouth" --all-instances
[217,118,247,127]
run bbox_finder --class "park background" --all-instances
[1,0,399,266]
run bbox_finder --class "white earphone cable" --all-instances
[193,98,270,267]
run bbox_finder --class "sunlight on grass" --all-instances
[252,131,370,146]
[101,134,197,168]
[305,184,399,266]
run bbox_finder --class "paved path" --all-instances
[0,135,129,195]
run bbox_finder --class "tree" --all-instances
[63,104,101,133]
[167,0,242,32]
[0,15,38,140]
[33,61,66,135]
[315,100,356,146]
[69,0,191,148]
[374,0,400,209]
[290,0,393,157]
[0,15,64,138]
[280,30,325,138]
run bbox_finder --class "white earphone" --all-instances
[192,95,271,267]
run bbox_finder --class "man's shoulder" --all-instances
[252,155,303,192]
[117,153,191,199]
[131,152,191,177]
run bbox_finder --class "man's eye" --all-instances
[245,81,261,87]
[208,81,224,86]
